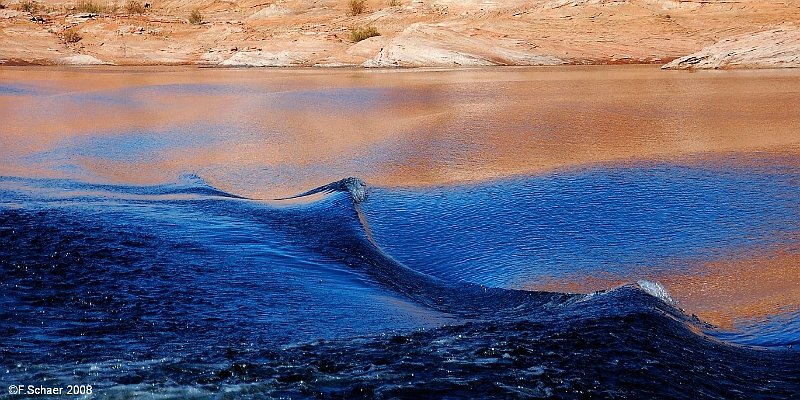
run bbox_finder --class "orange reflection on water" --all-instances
[2,66,800,198]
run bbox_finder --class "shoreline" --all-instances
[3,53,797,70]
[0,50,681,68]
[5,58,798,70]
[0,57,676,67]
[2,59,799,72]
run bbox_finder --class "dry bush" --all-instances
[18,0,38,12]
[347,0,365,15]
[63,28,82,43]
[75,0,103,13]
[387,0,401,6]
[0,2,6,9]
[188,8,202,24]
[125,0,144,13]
[349,25,379,42]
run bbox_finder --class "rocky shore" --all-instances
[0,0,798,68]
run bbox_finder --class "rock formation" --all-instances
[663,27,800,70]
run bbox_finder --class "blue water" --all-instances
[2,159,799,398]
[362,160,800,287]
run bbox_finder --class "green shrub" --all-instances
[349,25,379,42]
[75,0,103,13]
[188,8,202,24]
[125,0,144,13]
[347,0,365,15]
[63,28,82,43]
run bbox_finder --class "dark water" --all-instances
[2,166,799,399]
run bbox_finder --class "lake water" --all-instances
[1,65,799,398]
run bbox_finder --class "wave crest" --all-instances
[636,280,674,304]
[275,177,368,203]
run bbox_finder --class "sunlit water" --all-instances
[1,66,799,398]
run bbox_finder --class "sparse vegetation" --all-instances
[347,0,366,15]
[18,0,38,12]
[75,0,103,13]
[349,25,379,42]
[62,28,82,43]
[125,0,145,14]
[0,2,6,10]
[387,0,401,6]
[188,8,203,24]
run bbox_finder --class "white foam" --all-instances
[343,177,367,203]
[636,280,674,304]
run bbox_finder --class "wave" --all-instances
[1,173,786,343]
[273,178,694,323]
[3,174,799,398]
[274,176,800,351]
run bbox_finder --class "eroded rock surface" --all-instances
[220,50,306,67]
[663,27,800,70]
[363,23,564,67]
[56,54,110,65]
